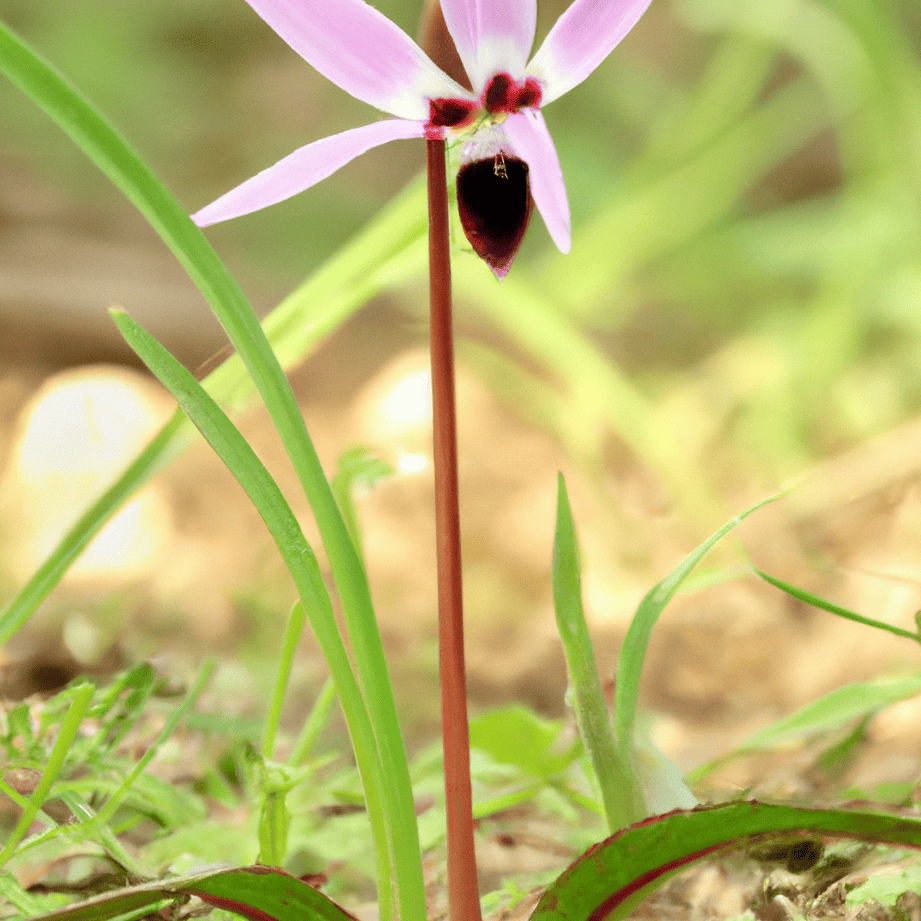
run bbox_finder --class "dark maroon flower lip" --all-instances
[426,72,545,275]
[456,154,534,278]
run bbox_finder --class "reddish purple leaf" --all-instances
[530,801,921,921]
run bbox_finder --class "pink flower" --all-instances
[192,0,652,277]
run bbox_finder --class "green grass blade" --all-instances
[0,412,187,644]
[49,791,151,880]
[259,181,426,375]
[288,677,337,768]
[0,174,425,646]
[689,670,921,783]
[0,761,143,876]
[0,779,30,813]
[0,12,423,642]
[111,308,395,907]
[80,663,158,764]
[0,20,242,331]
[552,475,645,830]
[614,495,779,751]
[0,872,66,917]
[263,601,308,760]
[331,448,395,560]
[0,682,95,867]
[0,25,425,916]
[756,568,921,644]
[95,660,214,826]
[744,671,921,751]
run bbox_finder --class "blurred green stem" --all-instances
[263,602,308,760]
[552,475,646,830]
[288,677,337,767]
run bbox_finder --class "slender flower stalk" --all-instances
[191,4,653,919]
[427,135,481,921]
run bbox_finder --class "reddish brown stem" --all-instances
[427,137,482,921]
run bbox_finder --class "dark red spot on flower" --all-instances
[428,97,478,130]
[456,154,533,278]
[484,72,515,113]
[514,77,543,110]
[483,73,543,114]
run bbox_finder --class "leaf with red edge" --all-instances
[27,865,359,921]
[530,801,921,921]
[181,866,361,921]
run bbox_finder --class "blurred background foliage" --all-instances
[0,0,920,546]
[2,3,921,894]
[0,0,920,856]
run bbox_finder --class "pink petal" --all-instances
[192,119,426,226]
[503,110,570,253]
[527,0,652,104]
[244,0,472,119]
[439,0,537,92]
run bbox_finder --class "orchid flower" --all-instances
[192,0,652,277]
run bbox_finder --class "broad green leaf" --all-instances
[184,867,361,921]
[469,705,577,779]
[846,862,921,908]
[530,801,921,921]
[25,865,358,921]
